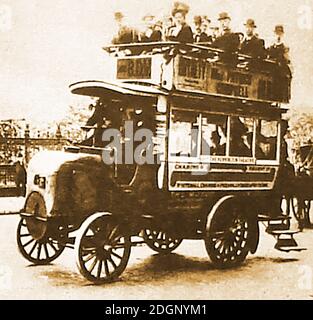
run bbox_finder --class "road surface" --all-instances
[0,210,313,300]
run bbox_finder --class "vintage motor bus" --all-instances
[16,42,305,284]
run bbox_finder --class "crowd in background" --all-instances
[112,1,290,65]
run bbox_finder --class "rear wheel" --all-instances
[75,213,131,284]
[143,229,182,254]
[292,197,313,228]
[205,201,251,269]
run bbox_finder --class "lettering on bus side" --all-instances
[216,83,249,98]
[117,58,152,80]
[178,57,206,80]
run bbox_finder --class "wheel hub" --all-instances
[96,245,112,260]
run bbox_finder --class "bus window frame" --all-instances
[255,119,281,166]
[168,105,281,166]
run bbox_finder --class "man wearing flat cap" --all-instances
[240,19,266,58]
[213,12,240,52]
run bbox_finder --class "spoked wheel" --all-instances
[292,197,313,228]
[75,213,131,285]
[291,196,303,222]
[17,218,65,265]
[205,202,251,269]
[143,229,183,254]
[303,200,313,227]
[16,192,65,265]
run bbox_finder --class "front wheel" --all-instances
[205,201,251,269]
[75,213,131,285]
[17,218,65,265]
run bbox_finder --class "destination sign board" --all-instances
[117,57,152,80]
[174,56,278,102]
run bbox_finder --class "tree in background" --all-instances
[58,100,95,143]
[286,108,313,148]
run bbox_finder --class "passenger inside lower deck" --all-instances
[169,108,282,161]
[229,117,253,157]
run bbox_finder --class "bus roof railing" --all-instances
[103,41,277,65]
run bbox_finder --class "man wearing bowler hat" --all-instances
[213,12,240,52]
[240,19,266,58]
[268,25,292,102]
[112,11,138,44]
[268,25,290,63]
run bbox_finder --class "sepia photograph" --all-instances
[0,0,313,303]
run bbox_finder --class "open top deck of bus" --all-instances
[98,42,289,105]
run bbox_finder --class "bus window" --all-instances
[170,110,200,158]
[229,117,254,157]
[256,120,278,160]
[201,115,227,156]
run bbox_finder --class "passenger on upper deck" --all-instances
[268,25,290,64]
[210,25,220,43]
[194,16,213,44]
[139,14,162,43]
[193,16,203,42]
[213,12,240,52]
[268,25,292,101]
[167,2,194,43]
[112,11,138,44]
[240,19,266,59]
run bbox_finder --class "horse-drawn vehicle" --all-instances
[16,42,305,284]
[289,144,313,228]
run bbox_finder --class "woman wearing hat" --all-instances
[167,2,194,43]
[240,19,266,58]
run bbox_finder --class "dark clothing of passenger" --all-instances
[213,30,240,52]
[140,30,162,42]
[240,35,266,58]
[168,24,194,43]
[194,32,213,44]
[112,26,138,44]
[86,104,108,127]
[211,144,226,156]
[230,140,252,157]
[268,43,290,63]
[268,43,292,102]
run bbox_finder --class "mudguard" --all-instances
[206,195,260,254]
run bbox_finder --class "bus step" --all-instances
[275,246,307,253]
[258,214,291,222]
[269,230,300,236]
[273,232,306,253]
